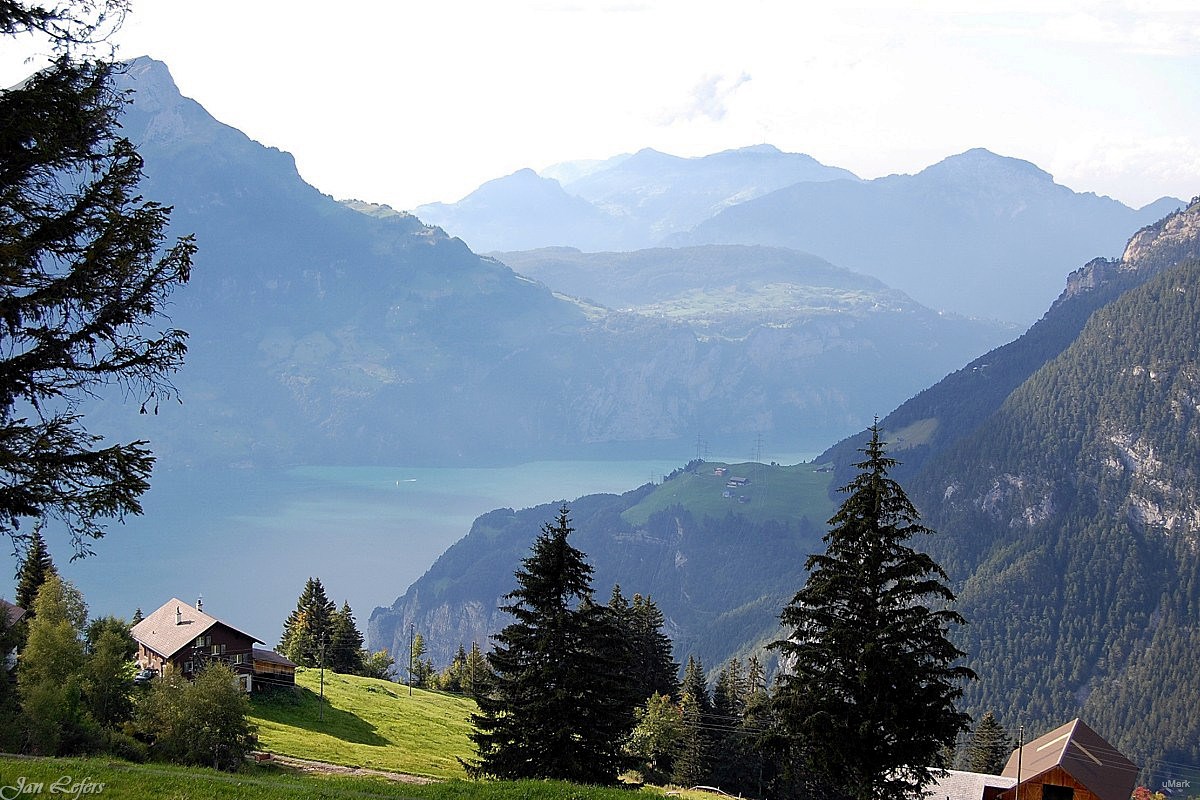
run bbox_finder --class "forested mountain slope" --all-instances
[369,462,835,673]
[919,257,1200,777]
[822,199,1200,776]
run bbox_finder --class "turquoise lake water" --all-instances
[3,455,811,651]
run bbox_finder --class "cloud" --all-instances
[663,72,753,124]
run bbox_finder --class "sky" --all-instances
[3,1,1200,216]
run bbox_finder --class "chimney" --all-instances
[175,606,182,625]
[196,595,204,613]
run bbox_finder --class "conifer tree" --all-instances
[467,505,635,784]
[631,593,679,699]
[14,525,56,612]
[673,655,713,786]
[963,711,1012,775]
[770,424,975,800]
[327,601,364,674]
[0,2,195,556]
[462,641,489,698]
[279,577,335,667]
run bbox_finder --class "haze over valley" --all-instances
[3,10,1200,784]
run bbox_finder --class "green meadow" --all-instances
[248,668,475,778]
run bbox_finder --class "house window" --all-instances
[212,643,225,655]
[1043,785,1074,800]
[184,660,193,672]
[195,635,210,648]
[233,653,246,665]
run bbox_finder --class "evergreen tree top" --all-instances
[504,504,595,617]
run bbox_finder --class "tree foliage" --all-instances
[134,662,256,771]
[0,0,194,556]
[14,524,55,611]
[962,711,1012,774]
[467,504,636,784]
[278,577,335,668]
[770,424,974,800]
[17,573,87,754]
[327,601,364,675]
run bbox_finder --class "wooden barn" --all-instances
[998,719,1137,800]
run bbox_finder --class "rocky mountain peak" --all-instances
[1120,197,1200,271]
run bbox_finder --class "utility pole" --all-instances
[1016,724,1024,800]
[318,631,326,722]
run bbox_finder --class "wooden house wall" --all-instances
[1004,767,1104,800]
[146,623,257,677]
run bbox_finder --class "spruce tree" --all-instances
[467,505,635,784]
[0,4,195,556]
[328,601,364,674]
[14,525,56,612]
[673,655,713,786]
[631,593,679,699]
[962,711,1012,774]
[462,641,489,698]
[769,424,975,800]
[279,577,335,667]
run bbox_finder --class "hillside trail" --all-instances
[259,752,437,784]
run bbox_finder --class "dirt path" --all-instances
[257,752,438,784]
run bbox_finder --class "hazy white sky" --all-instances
[4,0,1199,210]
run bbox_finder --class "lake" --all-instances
[2,453,810,653]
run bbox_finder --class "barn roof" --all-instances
[1001,719,1137,800]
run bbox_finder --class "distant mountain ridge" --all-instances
[373,199,1200,777]
[673,148,1182,323]
[91,57,1007,466]
[410,144,1181,326]
[413,145,858,252]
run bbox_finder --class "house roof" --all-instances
[925,769,1016,800]
[0,599,26,627]
[131,598,262,660]
[1001,719,1137,800]
[252,647,297,668]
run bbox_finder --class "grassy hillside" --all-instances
[623,461,837,526]
[248,668,475,778]
[0,755,677,800]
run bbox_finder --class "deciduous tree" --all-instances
[135,662,256,770]
[17,574,87,754]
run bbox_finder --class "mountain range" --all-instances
[90,58,1013,466]
[371,198,1200,777]
[417,147,1180,326]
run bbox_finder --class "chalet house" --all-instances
[923,719,1134,800]
[998,719,1137,800]
[131,598,295,691]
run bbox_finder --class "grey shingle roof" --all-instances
[131,598,262,659]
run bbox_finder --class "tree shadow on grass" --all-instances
[251,685,389,747]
